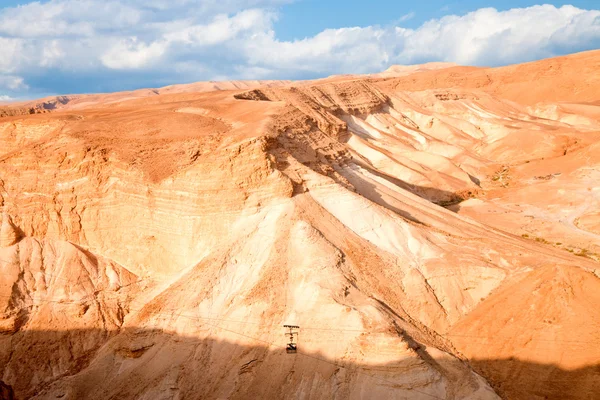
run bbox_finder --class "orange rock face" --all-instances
[0,50,599,400]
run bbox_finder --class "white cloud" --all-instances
[244,5,600,74]
[100,8,276,70]
[394,5,600,65]
[0,38,25,73]
[0,0,142,37]
[40,40,66,68]
[0,95,14,102]
[244,27,392,74]
[0,76,28,91]
[398,12,415,23]
[102,38,168,69]
[164,8,275,46]
[0,2,598,96]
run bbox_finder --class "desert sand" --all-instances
[0,50,599,400]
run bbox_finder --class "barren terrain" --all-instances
[1,50,599,400]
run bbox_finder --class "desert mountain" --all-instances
[1,50,599,400]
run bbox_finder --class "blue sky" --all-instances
[0,0,599,99]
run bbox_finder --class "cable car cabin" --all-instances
[286,343,297,353]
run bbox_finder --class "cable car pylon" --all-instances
[284,325,299,353]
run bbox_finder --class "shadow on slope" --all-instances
[1,328,599,400]
[342,161,475,220]
[469,358,600,400]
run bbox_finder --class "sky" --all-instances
[0,0,599,100]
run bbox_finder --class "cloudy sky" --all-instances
[0,0,599,99]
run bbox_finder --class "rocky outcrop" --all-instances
[0,214,20,247]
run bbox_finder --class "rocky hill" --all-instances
[1,50,599,400]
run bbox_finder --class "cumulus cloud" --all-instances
[163,9,275,46]
[244,5,600,74]
[395,5,600,65]
[0,76,28,91]
[0,38,25,74]
[0,1,598,97]
[244,26,392,74]
[0,0,142,37]
[102,38,168,69]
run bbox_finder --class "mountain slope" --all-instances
[0,51,599,399]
